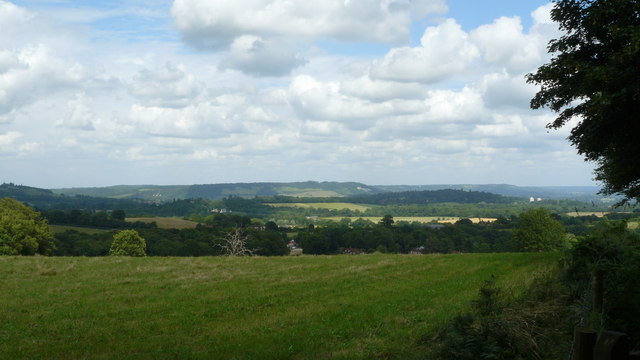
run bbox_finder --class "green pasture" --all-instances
[126,217,198,229]
[0,253,557,359]
[268,202,373,212]
[49,225,110,235]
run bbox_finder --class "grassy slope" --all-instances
[0,253,557,359]
[126,217,199,229]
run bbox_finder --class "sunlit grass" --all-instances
[0,253,557,359]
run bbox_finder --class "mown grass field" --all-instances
[0,253,557,359]
[268,202,373,212]
[126,217,199,229]
[320,216,496,224]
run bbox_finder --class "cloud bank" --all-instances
[0,1,595,187]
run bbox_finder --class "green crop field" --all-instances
[0,253,556,359]
[126,217,199,229]
[269,202,373,211]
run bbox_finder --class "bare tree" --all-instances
[216,227,255,256]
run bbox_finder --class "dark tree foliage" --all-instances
[0,198,55,255]
[296,220,518,255]
[567,221,640,348]
[222,196,273,217]
[527,0,640,202]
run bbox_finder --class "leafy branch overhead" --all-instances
[528,0,640,202]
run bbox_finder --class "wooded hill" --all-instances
[49,181,611,202]
[51,181,380,201]
[270,189,519,205]
[3,182,616,219]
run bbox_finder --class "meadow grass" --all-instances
[126,217,198,229]
[0,253,557,359]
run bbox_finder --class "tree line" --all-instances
[295,209,575,255]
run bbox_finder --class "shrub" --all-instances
[432,273,572,360]
[567,220,640,348]
[109,229,146,256]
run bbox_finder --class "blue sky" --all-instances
[0,0,598,188]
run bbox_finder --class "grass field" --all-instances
[320,216,496,224]
[49,225,110,234]
[126,217,199,229]
[0,253,557,359]
[269,202,373,212]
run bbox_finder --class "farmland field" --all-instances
[320,216,496,224]
[126,217,198,229]
[565,211,609,217]
[0,253,556,359]
[268,202,373,211]
[49,225,110,234]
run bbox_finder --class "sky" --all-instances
[0,0,598,188]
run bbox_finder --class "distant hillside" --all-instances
[0,183,57,202]
[1,183,141,211]
[53,181,380,201]
[1,183,220,216]
[52,185,190,201]
[373,184,614,202]
[50,182,615,202]
[346,189,518,205]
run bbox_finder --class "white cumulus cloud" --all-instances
[371,18,479,83]
[171,0,447,47]
[221,35,307,76]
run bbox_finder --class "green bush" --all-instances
[109,229,146,256]
[433,273,572,360]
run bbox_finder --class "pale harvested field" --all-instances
[564,211,609,217]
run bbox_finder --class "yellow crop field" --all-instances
[565,211,609,217]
